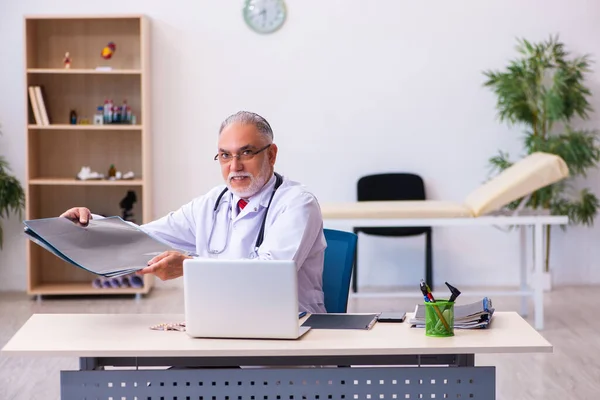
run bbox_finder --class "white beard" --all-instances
[226,158,271,198]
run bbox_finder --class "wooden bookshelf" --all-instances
[24,15,154,298]
[28,124,142,130]
[29,282,151,296]
[27,68,143,75]
[29,178,144,186]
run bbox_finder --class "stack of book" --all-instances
[408,297,494,329]
[28,85,50,126]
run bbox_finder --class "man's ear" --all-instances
[268,143,278,166]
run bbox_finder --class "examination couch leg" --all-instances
[533,223,544,330]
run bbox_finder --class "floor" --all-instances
[0,285,598,400]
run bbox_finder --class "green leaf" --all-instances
[549,129,600,177]
[0,150,26,249]
[551,189,599,226]
[488,150,513,175]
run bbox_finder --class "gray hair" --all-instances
[219,111,274,142]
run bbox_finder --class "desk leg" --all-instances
[80,357,102,371]
[455,354,475,367]
[533,222,544,330]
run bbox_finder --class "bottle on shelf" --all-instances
[126,106,132,124]
[109,100,114,123]
[108,164,117,179]
[70,109,77,125]
[113,105,121,123]
[121,100,128,123]
[93,106,104,125]
[103,99,110,124]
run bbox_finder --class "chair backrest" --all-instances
[322,228,358,313]
[357,173,426,201]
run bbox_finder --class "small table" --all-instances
[1,312,551,400]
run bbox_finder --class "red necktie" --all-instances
[238,199,248,210]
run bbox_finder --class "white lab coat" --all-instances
[140,173,327,314]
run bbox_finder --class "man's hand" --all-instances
[137,251,192,281]
[60,207,92,226]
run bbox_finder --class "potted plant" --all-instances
[483,35,600,289]
[0,127,26,249]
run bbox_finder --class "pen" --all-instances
[424,282,436,301]
[420,279,451,332]
[367,316,377,330]
[430,302,450,332]
[419,279,429,298]
[420,280,437,303]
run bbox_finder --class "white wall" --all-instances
[1,0,600,291]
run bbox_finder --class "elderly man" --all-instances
[61,111,327,314]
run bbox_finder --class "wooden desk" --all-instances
[2,312,551,400]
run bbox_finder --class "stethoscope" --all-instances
[207,172,283,256]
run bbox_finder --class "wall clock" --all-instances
[243,0,287,34]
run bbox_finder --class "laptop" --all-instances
[182,259,311,340]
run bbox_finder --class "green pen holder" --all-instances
[424,300,454,337]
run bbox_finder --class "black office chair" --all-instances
[352,173,433,292]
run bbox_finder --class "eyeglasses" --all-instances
[214,144,271,164]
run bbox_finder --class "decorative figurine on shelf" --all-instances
[119,190,137,223]
[122,171,135,180]
[108,164,117,179]
[63,52,71,69]
[76,166,104,180]
[70,109,77,125]
[101,42,116,60]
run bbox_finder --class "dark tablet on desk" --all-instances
[377,312,406,323]
[301,314,378,330]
